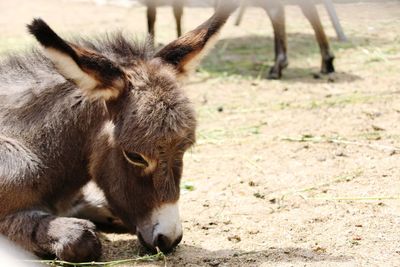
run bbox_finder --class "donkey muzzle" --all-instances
[136,202,183,253]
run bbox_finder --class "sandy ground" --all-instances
[1,0,399,266]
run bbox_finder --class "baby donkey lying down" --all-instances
[0,3,237,262]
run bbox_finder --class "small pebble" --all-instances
[205,259,221,267]
[248,181,257,187]
[335,150,346,157]
[248,230,260,235]
[313,246,327,253]
[253,192,265,199]
[228,235,241,243]
[372,124,385,131]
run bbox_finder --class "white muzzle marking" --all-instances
[137,202,182,248]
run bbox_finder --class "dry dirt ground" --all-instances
[1,0,400,266]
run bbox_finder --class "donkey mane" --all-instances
[75,33,154,65]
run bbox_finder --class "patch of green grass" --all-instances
[197,121,268,144]
[303,93,376,109]
[199,33,390,80]
[248,92,381,112]
[201,35,273,78]
[181,181,195,192]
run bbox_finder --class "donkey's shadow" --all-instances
[101,237,352,265]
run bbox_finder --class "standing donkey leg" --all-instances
[147,0,157,45]
[234,0,247,26]
[261,0,288,79]
[172,0,184,37]
[298,0,335,74]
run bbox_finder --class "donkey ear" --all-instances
[28,18,126,101]
[154,1,238,79]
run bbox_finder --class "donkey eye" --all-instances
[122,150,149,168]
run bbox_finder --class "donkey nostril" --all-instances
[154,233,182,253]
[155,234,178,253]
[138,232,155,252]
[155,234,169,251]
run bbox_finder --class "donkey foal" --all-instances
[0,3,237,262]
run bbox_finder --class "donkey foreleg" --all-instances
[234,0,247,26]
[0,211,101,262]
[172,0,184,37]
[0,137,101,262]
[147,0,157,45]
[299,1,335,74]
[262,0,288,79]
[323,0,348,42]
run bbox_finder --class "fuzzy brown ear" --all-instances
[154,1,239,78]
[28,18,126,101]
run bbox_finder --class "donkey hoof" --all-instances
[49,218,102,262]
[267,70,282,80]
[56,229,101,262]
[321,56,335,74]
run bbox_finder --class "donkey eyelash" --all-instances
[122,150,149,168]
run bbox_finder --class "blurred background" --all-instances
[0,0,399,266]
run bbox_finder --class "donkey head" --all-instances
[28,2,237,253]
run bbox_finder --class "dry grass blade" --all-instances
[23,252,165,267]
[282,135,400,152]
[307,196,400,201]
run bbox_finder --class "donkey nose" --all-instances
[136,203,183,253]
[154,233,182,253]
